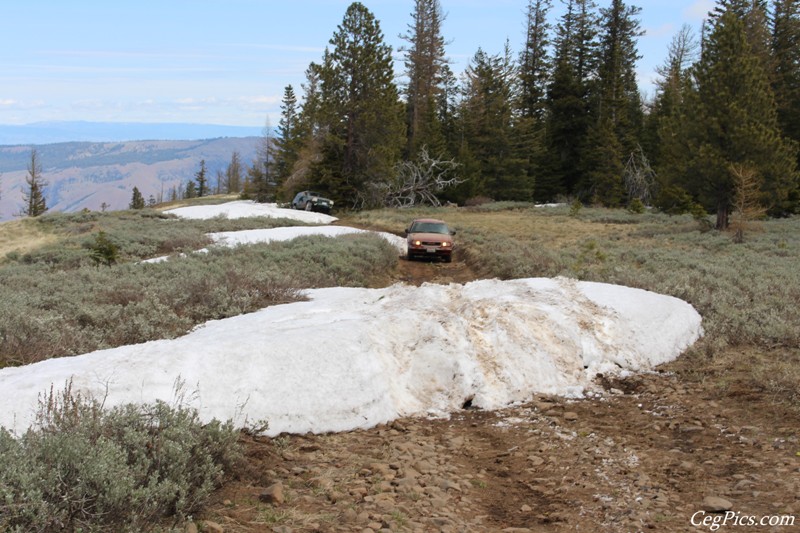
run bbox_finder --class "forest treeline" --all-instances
[252,0,799,229]
[11,1,800,230]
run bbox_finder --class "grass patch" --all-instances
[0,218,58,260]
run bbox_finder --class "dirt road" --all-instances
[196,257,799,533]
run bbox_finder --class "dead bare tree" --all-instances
[623,145,657,205]
[385,147,462,208]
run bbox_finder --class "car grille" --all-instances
[420,241,443,246]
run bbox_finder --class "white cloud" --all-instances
[684,0,715,21]
[643,23,675,40]
[174,97,219,105]
[0,99,17,106]
[222,43,325,54]
[239,95,280,106]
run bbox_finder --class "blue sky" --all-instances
[0,0,715,127]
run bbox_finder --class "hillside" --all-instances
[0,121,264,145]
[0,137,260,220]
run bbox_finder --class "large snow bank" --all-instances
[0,277,701,436]
[165,200,337,224]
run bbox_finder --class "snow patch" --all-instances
[165,200,337,224]
[208,226,407,254]
[0,277,702,436]
[141,225,407,264]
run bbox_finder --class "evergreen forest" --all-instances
[264,0,800,230]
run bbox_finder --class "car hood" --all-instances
[408,232,453,242]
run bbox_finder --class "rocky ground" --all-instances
[190,258,799,533]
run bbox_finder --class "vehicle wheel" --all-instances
[444,255,452,263]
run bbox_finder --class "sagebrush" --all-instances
[0,212,399,366]
[0,382,242,532]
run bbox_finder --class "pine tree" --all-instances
[285,63,326,195]
[437,64,461,158]
[272,85,301,196]
[185,180,197,199]
[460,45,530,201]
[517,0,553,202]
[709,0,772,62]
[400,0,449,158]
[519,0,553,122]
[686,7,797,227]
[314,2,406,208]
[644,25,699,169]
[195,159,208,197]
[544,0,599,199]
[595,0,643,152]
[580,0,644,206]
[581,116,626,205]
[89,231,119,267]
[772,0,800,146]
[129,186,145,209]
[246,117,274,203]
[21,149,48,217]
[225,151,243,194]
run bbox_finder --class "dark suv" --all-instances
[291,191,334,214]
[405,218,455,262]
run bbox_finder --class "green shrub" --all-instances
[654,185,695,215]
[569,198,583,217]
[627,198,645,214]
[0,383,242,532]
[88,231,120,267]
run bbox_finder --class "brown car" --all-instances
[405,218,455,262]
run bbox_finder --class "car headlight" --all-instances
[441,242,450,247]
[413,240,422,246]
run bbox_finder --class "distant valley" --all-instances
[0,137,260,221]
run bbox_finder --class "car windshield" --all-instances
[308,191,322,197]
[412,222,449,234]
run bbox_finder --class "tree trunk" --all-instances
[715,202,729,230]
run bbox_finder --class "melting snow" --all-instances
[142,226,407,263]
[165,199,337,224]
[0,277,702,436]
[0,201,703,436]
[208,226,407,254]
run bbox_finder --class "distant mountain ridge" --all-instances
[0,121,265,145]
[0,137,260,221]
